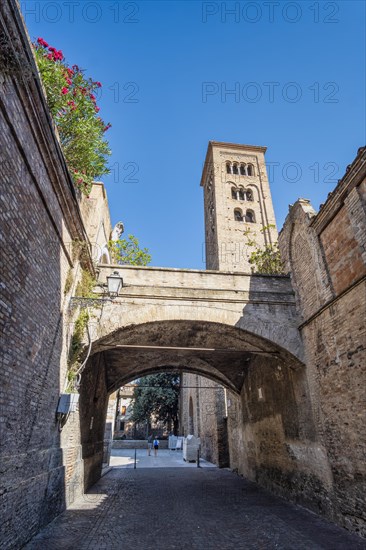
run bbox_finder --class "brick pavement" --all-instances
[25,467,366,550]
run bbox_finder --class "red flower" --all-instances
[95,81,102,88]
[61,87,69,95]
[37,38,49,48]
[46,53,54,61]
[95,106,100,112]
[65,78,72,85]
[48,46,56,52]
[72,64,79,71]
[90,94,96,102]
[66,68,74,77]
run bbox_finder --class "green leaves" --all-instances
[109,234,151,266]
[245,225,285,275]
[33,40,111,196]
[131,374,180,434]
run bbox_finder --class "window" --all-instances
[238,188,245,201]
[120,421,125,431]
[232,163,239,175]
[231,187,237,200]
[121,405,127,415]
[247,164,254,176]
[246,189,253,201]
[240,164,246,176]
[245,210,255,223]
[226,162,231,174]
[234,209,243,221]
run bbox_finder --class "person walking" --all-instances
[147,434,153,456]
[153,437,159,456]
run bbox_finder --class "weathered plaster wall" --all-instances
[226,358,330,508]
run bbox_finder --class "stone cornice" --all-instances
[97,262,291,278]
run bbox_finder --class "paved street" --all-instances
[109,448,216,469]
[25,458,365,550]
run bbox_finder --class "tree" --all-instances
[244,225,285,275]
[109,234,151,266]
[130,374,180,435]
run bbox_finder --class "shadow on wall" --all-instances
[227,274,335,525]
[0,64,67,550]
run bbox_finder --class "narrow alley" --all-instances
[25,451,365,550]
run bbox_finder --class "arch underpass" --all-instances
[75,265,325,496]
[92,319,303,395]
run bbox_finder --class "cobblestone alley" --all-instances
[25,461,365,550]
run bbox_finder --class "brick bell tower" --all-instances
[201,141,278,272]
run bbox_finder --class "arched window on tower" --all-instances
[234,209,243,222]
[246,189,253,201]
[245,210,255,223]
[231,187,238,200]
[247,164,254,176]
[240,163,246,176]
[226,162,231,174]
[232,163,239,175]
[238,188,245,201]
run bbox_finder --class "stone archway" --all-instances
[78,318,310,489]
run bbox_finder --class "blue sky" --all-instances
[22,0,365,268]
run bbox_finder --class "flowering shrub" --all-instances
[33,38,111,195]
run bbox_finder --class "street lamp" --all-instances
[106,271,123,297]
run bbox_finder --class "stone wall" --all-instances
[226,357,328,505]
[180,374,229,467]
[79,182,112,264]
[278,147,366,535]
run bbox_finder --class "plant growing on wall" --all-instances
[66,269,97,391]
[33,38,111,196]
[109,234,151,266]
[244,225,285,275]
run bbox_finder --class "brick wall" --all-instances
[278,147,366,535]
[0,2,95,546]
